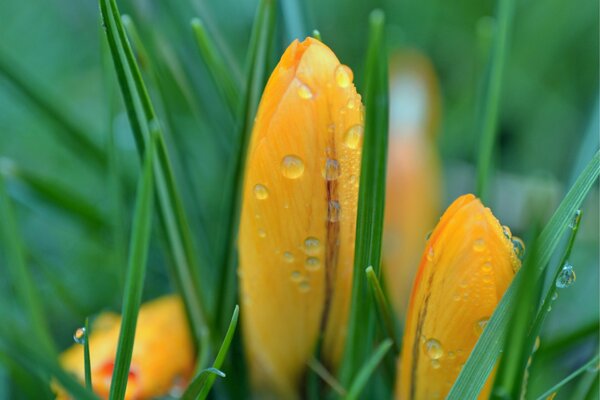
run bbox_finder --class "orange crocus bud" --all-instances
[396,194,521,400]
[383,50,442,317]
[238,37,363,398]
[55,295,194,400]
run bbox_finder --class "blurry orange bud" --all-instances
[238,37,363,398]
[396,194,521,399]
[55,295,194,400]
[383,49,442,317]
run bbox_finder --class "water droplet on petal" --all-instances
[328,200,341,222]
[73,327,86,344]
[448,351,456,359]
[297,82,313,99]
[512,236,526,259]
[424,339,444,359]
[350,175,358,184]
[298,280,311,293]
[290,271,302,282]
[431,359,441,369]
[305,257,321,271]
[283,252,295,263]
[253,184,269,200]
[473,238,485,252]
[347,98,356,109]
[474,318,489,335]
[482,262,492,272]
[426,246,435,262]
[258,228,267,238]
[334,64,353,88]
[556,262,576,288]
[502,225,512,240]
[304,237,321,255]
[323,159,341,181]
[344,125,363,149]
[281,155,305,179]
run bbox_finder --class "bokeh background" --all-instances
[0,0,598,398]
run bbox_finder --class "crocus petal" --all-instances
[238,37,363,398]
[396,194,521,400]
[55,295,194,400]
[383,50,442,317]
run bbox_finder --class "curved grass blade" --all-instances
[346,339,393,400]
[0,175,55,357]
[215,0,276,335]
[340,9,388,386]
[0,52,106,168]
[109,134,155,400]
[475,0,516,200]
[307,357,347,396]
[99,0,211,355]
[447,150,600,399]
[191,18,240,115]
[182,305,239,400]
[365,266,400,354]
[84,318,92,390]
[535,353,599,400]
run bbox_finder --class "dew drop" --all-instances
[426,246,435,262]
[334,64,353,88]
[347,98,356,109]
[328,200,341,222]
[350,175,358,184]
[533,336,541,352]
[281,155,305,179]
[473,238,485,252]
[257,228,267,238]
[424,339,444,360]
[73,327,86,345]
[305,257,321,271]
[344,125,364,149]
[555,262,576,289]
[482,262,492,272]
[290,270,302,282]
[569,209,582,229]
[304,237,321,255]
[512,236,526,259]
[474,318,489,335]
[253,184,269,200]
[431,359,441,369]
[283,252,295,263]
[297,82,313,99]
[298,280,311,293]
[502,225,512,240]
[551,292,558,301]
[448,351,456,360]
[322,159,341,181]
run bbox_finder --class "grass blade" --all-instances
[183,305,239,400]
[340,9,389,386]
[109,134,155,400]
[365,266,400,354]
[0,51,106,168]
[307,358,347,396]
[346,339,393,400]
[83,318,92,390]
[99,0,211,355]
[215,0,276,335]
[447,150,600,399]
[190,18,241,115]
[0,175,55,356]
[181,368,226,400]
[474,0,516,200]
[535,353,599,400]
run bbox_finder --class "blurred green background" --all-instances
[0,0,597,398]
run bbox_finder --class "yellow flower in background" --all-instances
[396,194,521,400]
[55,295,194,400]
[238,37,363,398]
[383,49,442,318]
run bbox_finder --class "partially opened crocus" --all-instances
[396,194,521,400]
[238,37,363,398]
[55,295,194,399]
[383,49,442,317]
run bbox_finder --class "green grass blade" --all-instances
[346,339,393,400]
[99,0,211,353]
[0,175,55,357]
[474,0,516,200]
[180,368,226,400]
[109,134,155,400]
[190,18,241,114]
[307,357,347,396]
[535,353,599,400]
[365,266,400,354]
[340,9,388,386]
[0,51,106,168]
[83,318,92,390]
[447,150,600,399]
[194,305,240,400]
[215,0,276,335]
[584,372,599,400]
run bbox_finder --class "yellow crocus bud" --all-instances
[55,295,194,399]
[396,194,521,400]
[383,49,442,317]
[238,37,363,398]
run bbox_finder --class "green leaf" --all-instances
[365,266,400,354]
[447,150,600,399]
[340,9,388,386]
[109,132,155,400]
[535,353,599,400]
[99,0,211,357]
[0,175,55,357]
[215,0,276,336]
[182,305,239,400]
[0,51,106,168]
[475,0,516,200]
[84,318,92,390]
[346,339,393,400]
